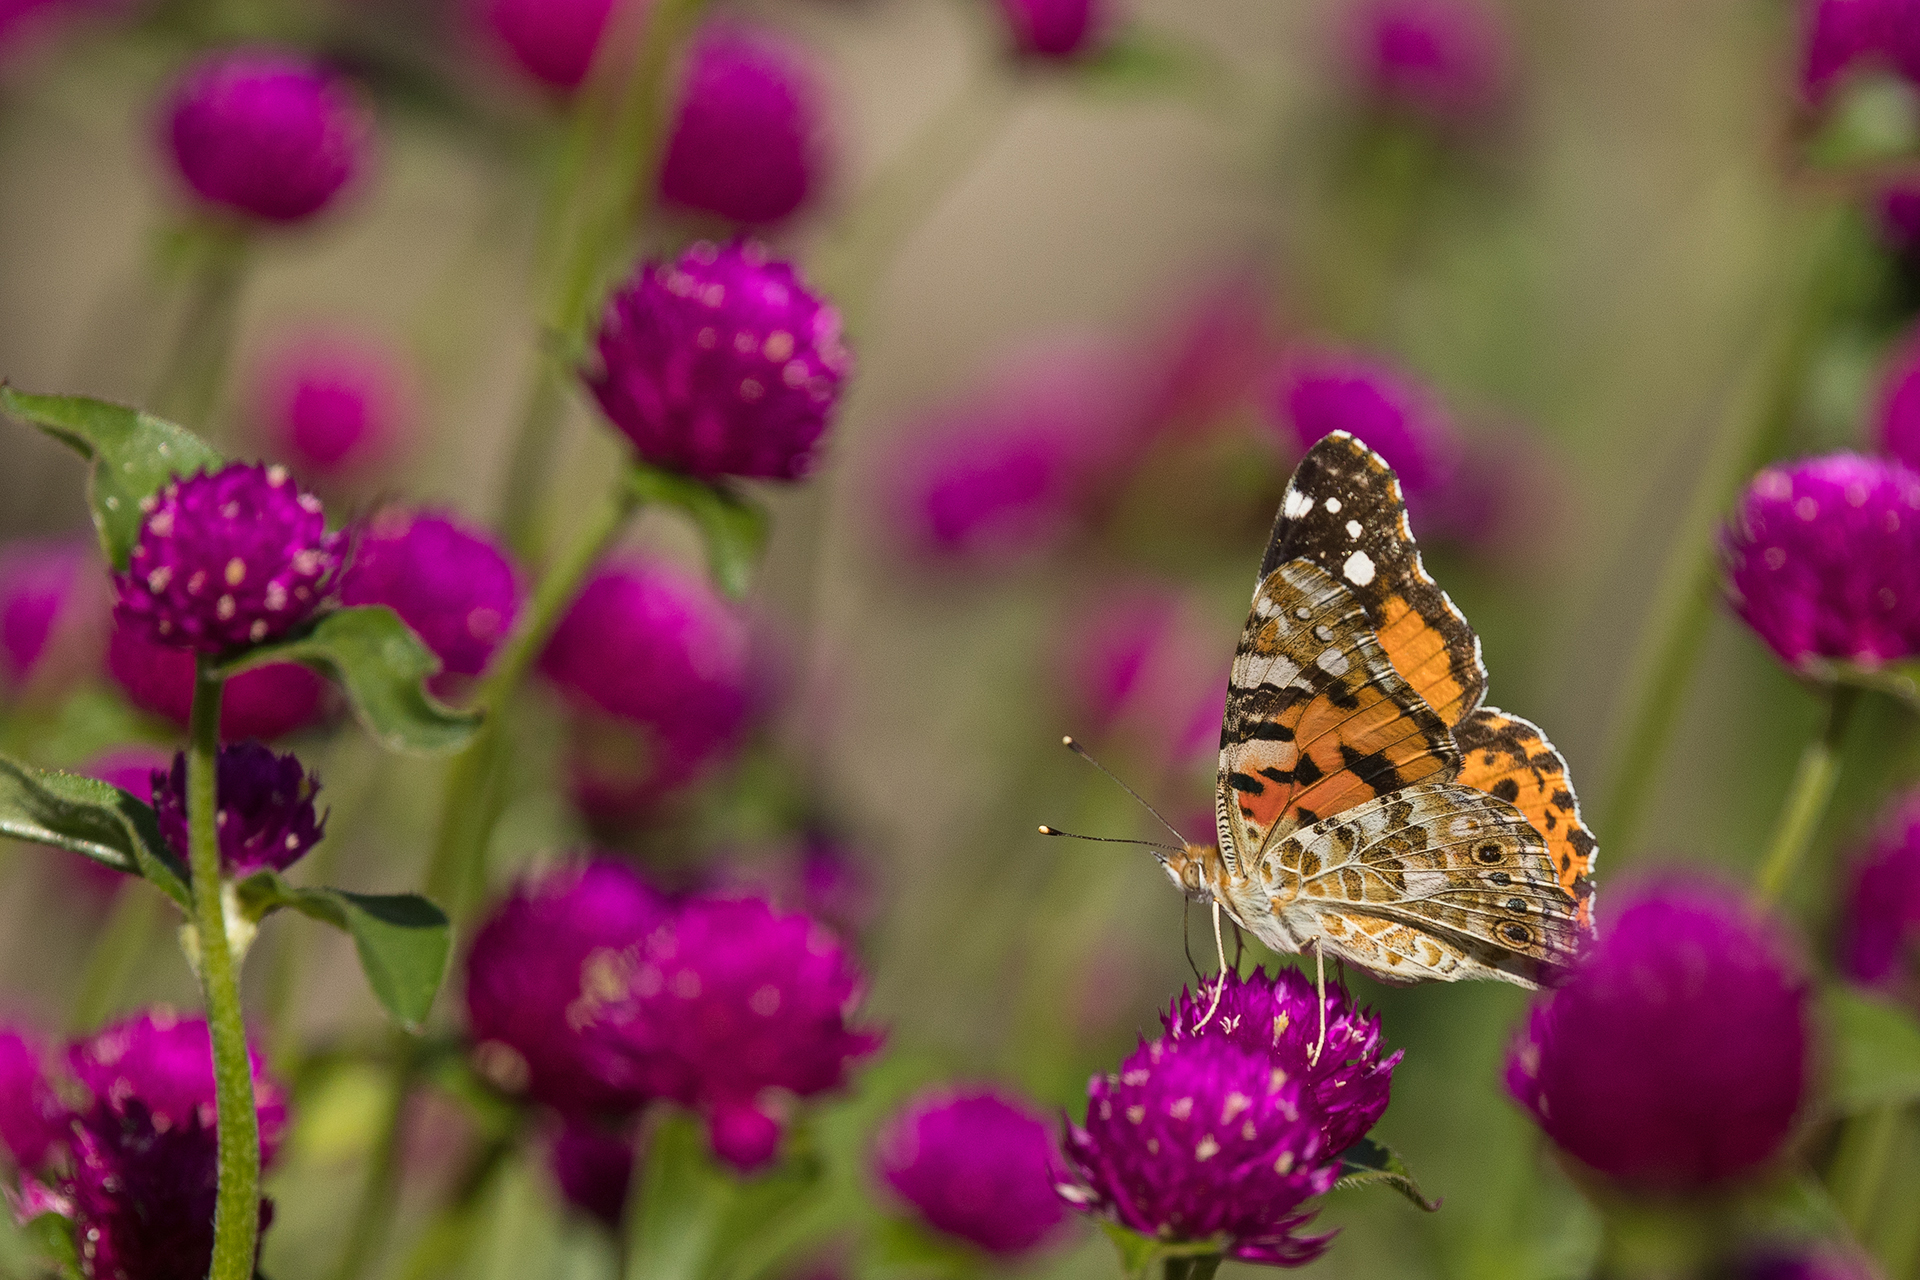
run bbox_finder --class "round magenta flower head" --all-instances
[163,48,369,223]
[587,240,849,482]
[659,25,831,226]
[1721,453,1920,672]
[1269,350,1458,509]
[1505,878,1812,1194]
[1837,789,1920,994]
[1876,337,1920,474]
[68,1010,288,1162]
[0,1027,66,1171]
[1801,0,1902,104]
[548,1117,635,1228]
[150,741,324,876]
[465,859,672,1114]
[994,0,1109,60]
[479,0,618,90]
[1058,1031,1340,1266]
[1343,0,1509,124]
[0,538,106,701]
[116,462,344,655]
[875,1087,1067,1256]
[340,508,521,685]
[593,893,883,1172]
[248,330,413,481]
[108,623,327,740]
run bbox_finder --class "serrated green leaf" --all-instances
[0,754,188,906]
[1334,1136,1441,1211]
[217,606,481,755]
[236,871,451,1030]
[0,387,222,572]
[627,463,770,599]
[1824,984,1920,1113]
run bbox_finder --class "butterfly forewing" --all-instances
[1454,707,1599,931]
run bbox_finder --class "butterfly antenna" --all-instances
[1036,826,1180,853]
[1192,900,1230,1032]
[1060,736,1190,845]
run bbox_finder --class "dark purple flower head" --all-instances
[540,556,751,811]
[593,893,882,1171]
[1269,351,1457,506]
[0,1027,66,1171]
[340,508,521,683]
[1838,790,1920,993]
[548,1117,635,1228]
[464,859,672,1114]
[1058,1032,1340,1267]
[1506,878,1812,1194]
[876,1087,1067,1256]
[108,623,328,740]
[0,538,105,699]
[1162,966,1399,1157]
[70,1102,226,1280]
[588,241,849,482]
[116,462,344,655]
[151,741,324,877]
[249,331,413,480]
[1721,453,1920,671]
[995,0,1108,60]
[1344,0,1508,123]
[163,49,369,223]
[659,26,830,226]
[479,0,617,90]
[68,1011,288,1164]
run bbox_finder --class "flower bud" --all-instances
[150,742,325,876]
[247,331,413,481]
[994,0,1109,60]
[1343,0,1508,124]
[478,0,619,91]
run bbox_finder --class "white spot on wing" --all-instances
[1324,497,1342,513]
[1345,519,1362,538]
[1344,550,1376,586]
[1283,488,1313,519]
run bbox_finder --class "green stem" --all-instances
[152,230,249,431]
[187,658,261,1280]
[1833,1102,1904,1237]
[325,1052,414,1280]
[1598,207,1850,858]
[1755,684,1858,904]
[496,358,571,563]
[67,882,163,1033]
[1163,1258,1223,1280]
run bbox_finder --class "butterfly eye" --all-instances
[1475,844,1503,864]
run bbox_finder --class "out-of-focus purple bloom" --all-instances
[479,0,619,90]
[540,557,751,813]
[1343,0,1508,124]
[876,1087,1067,1256]
[150,742,324,876]
[1876,338,1920,474]
[108,624,328,741]
[1838,790,1920,994]
[0,1028,65,1171]
[588,241,849,481]
[0,538,106,700]
[1269,350,1459,508]
[465,859,673,1114]
[1721,453,1920,672]
[1061,583,1227,774]
[995,0,1108,60]
[68,1011,288,1163]
[1801,0,1912,104]
[340,508,520,685]
[1877,182,1920,251]
[1138,270,1275,440]
[549,1117,635,1228]
[1737,1247,1881,1280]
[660,26,831,226]
[593,893,882,1172]
[1506,878,1812,1194]
[248,331,413,481]
[116,462,344,655]
[163,49,369,223]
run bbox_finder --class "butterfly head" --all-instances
[1161,841,1231,901]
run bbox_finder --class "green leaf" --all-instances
[1824,984,1920,1113]
[0,754,188,906]
[217,606,481,755]
[1334,1137,1441,1211]
[0,387,222,572]
[23,1211,79,1280]
[627,1111,733,1280]
[627,462,770,599]
[236,872,451,1030]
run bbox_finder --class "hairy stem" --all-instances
[1755,684,1859,904]
[188,658,260,1280]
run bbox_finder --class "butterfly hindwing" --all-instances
[1217,559,1457,865]
[1454,707,1598,931]
[1260,430,1488,727]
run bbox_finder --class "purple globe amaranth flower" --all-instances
[876,1087,1067,1256]
[1061,583,1227,774]
[1505,878,1812,1194]
[68,1010,288,1163]
[1058,1032,1340,1267]
[0,1027,66,1171]
[150,742,324,877]
[1269,350,1458,508]
[163,49,369,223]
[592,893,883,1172]
[1837,789,1920,995]
[540,556,751,811]
[465,859,673,1114]
[1721,453,1920,672]
[995,0,1109,60]
[588,241,849,482]
[116,462,344,655]
[0,538,106,700]
[1344,0,1509,124]
[108,623,328,741]
[340,508,520,685]
[1876,336,1920,474]
[248,330,413,480]
[659,26,831,226]
[549,1117,636,1228]
[479,0,619,90]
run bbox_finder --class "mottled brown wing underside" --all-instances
[1216,559,1457,867]
[1257,782,1581,988]
[1454,707,1598,931]
[1259,430,1488,726]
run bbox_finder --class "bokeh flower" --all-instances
[1801,0,1914,104]
[69,1101,247,1280]
[464,859,672,1114]
[548,1117,636,1228]
[1876,336,1920,474]
[1737,1247,1881,1280]
[0,537,105,701]
[1721,453,1920,672]
[659,26,831,226]
[339,508,520,685]
[247,331,413,481]
[116,462,344,655]
[1138,269,1275,439]
[150,741,325,876]
[1837,789,1920,995]
[1060,583,1227,774]
[108,624,328,741]
[0,1027,65,1171]
[995,0,1109,60]
[1877,181,1920,253]
[1268,350,1458,508]
[478,0,618,90]
[1343,0,1508,124]
[163,49,369,223]
[876,1087,1067,1256]
[587,240,850,481]
[1506,878,1812,1193]
[67,1011,288,1163]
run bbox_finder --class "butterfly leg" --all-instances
[1194,899,1230,1031]
[1307,940,1328,1067]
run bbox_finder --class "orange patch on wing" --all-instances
[1376,596,1471,727]
[1455,708,1598,931]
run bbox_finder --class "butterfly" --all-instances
[1159,430,1596,990]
